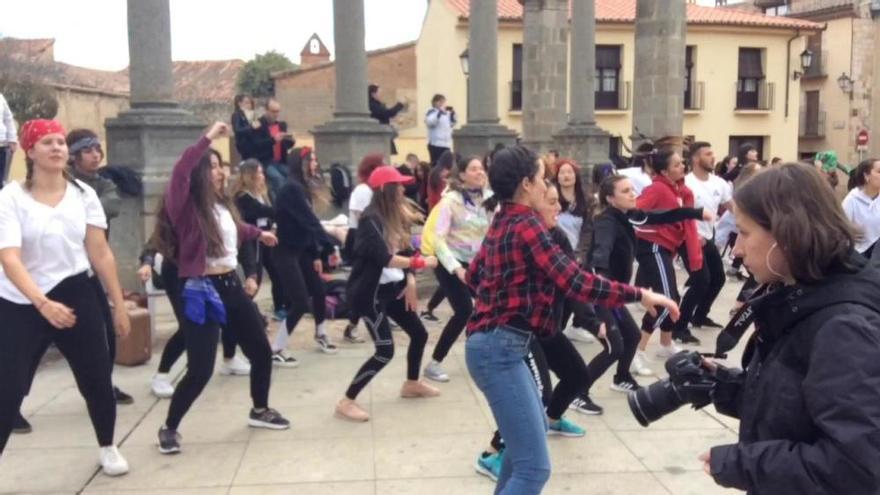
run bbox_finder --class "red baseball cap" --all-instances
[367,165,415,189]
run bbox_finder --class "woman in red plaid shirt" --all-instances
[465,146,679,494]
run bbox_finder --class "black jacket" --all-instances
[347,212,412,312]
[250,116,294,166]
[710,253,880,494]
[234,193,274,276]
[589,207,703,283]
[274,180,333,258]
[231,110,255,159]
[369,96,404,125]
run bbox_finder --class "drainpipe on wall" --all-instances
[785,29,801,119]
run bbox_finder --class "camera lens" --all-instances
[627,379,686,427]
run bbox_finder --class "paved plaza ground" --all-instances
[2,269,748,494]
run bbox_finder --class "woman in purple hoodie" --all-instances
[157,122,289,455]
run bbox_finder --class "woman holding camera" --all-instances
[701,163,880,494]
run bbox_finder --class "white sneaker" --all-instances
[99,446,129,476]
[630,351,653,377]
[151,373,175,399]
[563,326,597,344]
[219,355,251,376]
[656,343,683,360]
[423,360,450,382]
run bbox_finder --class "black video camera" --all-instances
[628,351,742,427]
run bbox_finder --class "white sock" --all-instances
[315,322,327,339]
[272,321,290,353]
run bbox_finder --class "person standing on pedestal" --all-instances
[425,94,456,166]
[250,99,295,201]
[368,84,406,156]
[231,95,258,160]
[0,93,18,187]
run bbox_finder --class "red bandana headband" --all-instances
[20,119,67,152]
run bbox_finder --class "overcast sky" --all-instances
[1,0,719,71]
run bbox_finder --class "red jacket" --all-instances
[634,175,703,271]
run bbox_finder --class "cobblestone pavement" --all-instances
[1,269,748,494]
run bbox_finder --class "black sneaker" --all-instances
[673,332,701,345]
[569,395,604,415]
[610,375,642,393]
[158,426,181,455]
[271,351,299,368]
[420,311,439,322]
[12,411,32,434]
[114,386,135,405]
[343,323,365,344]
[693,317,723,329]
[248,408,291,430]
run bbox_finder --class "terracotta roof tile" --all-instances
[445,0,821,30]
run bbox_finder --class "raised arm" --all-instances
[164,122,228,224]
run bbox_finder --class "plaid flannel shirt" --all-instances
[466,202,642,338]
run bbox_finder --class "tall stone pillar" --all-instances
[553,0,610,175]
[105,0,205,291]
[630,0,686,150]
[312,0,392,175]
[522,0,568,152]
[453,0,517,158]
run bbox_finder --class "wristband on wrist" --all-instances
[409,253,426,271]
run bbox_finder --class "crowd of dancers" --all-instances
[1,117,879,494]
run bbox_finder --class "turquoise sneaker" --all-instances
[475,449,503,481]
[548,416,586,437]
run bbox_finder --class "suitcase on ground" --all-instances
[115,306,152,366]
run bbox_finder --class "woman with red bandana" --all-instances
[0,120,131,476]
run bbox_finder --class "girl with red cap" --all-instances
[0,119,131,475]
[335,165,440,422]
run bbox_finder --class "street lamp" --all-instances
[837,72,854,94]
[459,48,469,76]
[792,48,813,80]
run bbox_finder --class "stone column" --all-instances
[312,0,392,176]
[522,0,569,152]
[453,0,517,158]
[553,0,610,175]
[630,0,686,150]
[105,0,205,291]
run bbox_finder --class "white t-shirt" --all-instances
[205,204,238,271]
[0,180,107,304]
[348,183,373,229]
[685,172,732,241]
[842,188,880,254]
[617,167,652,197]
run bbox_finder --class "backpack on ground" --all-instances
[329,163,353,207]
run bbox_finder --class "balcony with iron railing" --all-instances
[735,81,775,112]
[685,81,705,111]
[799,109,826,138]
[596,80,631,112]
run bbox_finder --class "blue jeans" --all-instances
[264,162,288,202]
[466,328,551,494]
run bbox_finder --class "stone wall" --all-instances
[274,43,418,138]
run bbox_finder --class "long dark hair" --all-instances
[446,154,485,195]
[190,148,240,258]
[364,182,410,252]
[715,155,735,177]
[736,143,757,168]
[648,149,677,176]
[848,158,880,191]
[554,159,589,218]
[148,195,178,262]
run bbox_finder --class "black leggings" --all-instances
[165,272,272,430]
[426,287,445,313]
[157,263,238,374]
[540,331,590,420]
[345,283,428,400]
[586,306,640,389]
[635,241,679,333]
[431,262,472,362]
[273,247,325,340]
[675,240,725,332]
[258,245,287,312]
[428,144,449,167]
[88,276,116,370]
[0,273,115,453]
